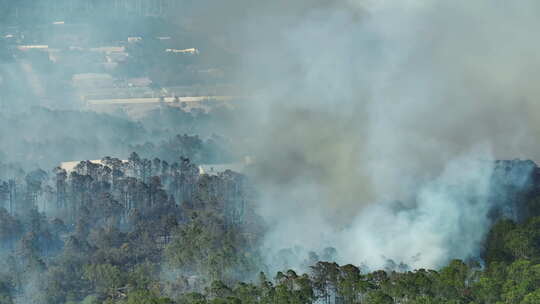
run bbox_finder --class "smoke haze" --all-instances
[2,0,540,274]
[194,0,540,270]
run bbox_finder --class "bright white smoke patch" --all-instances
[340,148,495,270]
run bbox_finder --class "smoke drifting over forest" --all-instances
[181,0,540,270]
[2,0,540,294]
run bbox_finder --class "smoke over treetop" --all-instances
[199,0,540,269]
[2,1,540,302]
[1,0,539,280]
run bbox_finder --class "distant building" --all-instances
[17,45,48,51]
[127,77,152,87]
[127,37,142,43]
[165,48,199,55]
[106,52,129,63]
[198,157,253,176]
[90,46,125,54]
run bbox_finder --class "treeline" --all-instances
[1,156,540,304]
[0,152,254,225]
[8,212,537,304]
[99,215,540,304]
[0,153,264,304]
[131,134,233,165]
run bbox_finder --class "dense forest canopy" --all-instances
[0,155,540,303]
[2,0,540,304]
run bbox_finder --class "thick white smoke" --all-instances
[199,0,540,271]
[340,147,496,269]
[0,0,536,275]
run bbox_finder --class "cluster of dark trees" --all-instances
[131,134,232,165]
[163,210,540,304]
[0,152,263,304]
[1,147,540,304]
[0,152,255,225]
[3,213,539,304]
[133,162,540,304]
[87,210,540,304]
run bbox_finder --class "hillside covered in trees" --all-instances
[1,155,540,304]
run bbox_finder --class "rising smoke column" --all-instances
[192,0,540,271]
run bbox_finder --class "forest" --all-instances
[3,0,540,303]
[1,145,540,304]
[0,149,263,304]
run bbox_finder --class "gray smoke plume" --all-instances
[2,0,540,274]
[185,0,540,270]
